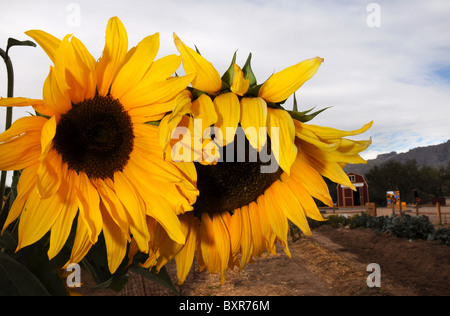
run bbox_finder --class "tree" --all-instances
[365,160,421,206]
[365,159,450,206]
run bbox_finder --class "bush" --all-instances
[348,212,391,233]
[384,214,435,240]
[428,228,450,246]
[323,214,351,228]
[349,212,450,245]
[306,212,450,246]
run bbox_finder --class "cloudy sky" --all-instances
[1,0,450,164]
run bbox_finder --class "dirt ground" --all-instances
[79,224,450,296]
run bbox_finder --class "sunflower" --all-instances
[151,34,372,284]
[0,17,198,273]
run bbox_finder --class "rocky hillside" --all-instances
[345,140,450,175]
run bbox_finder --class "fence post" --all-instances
[366,202,377,217]
[415,203,419,216]
[436,202,441,224]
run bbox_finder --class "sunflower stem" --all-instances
[0,47,15,208]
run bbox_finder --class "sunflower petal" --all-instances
[272,180,312,236]
[146,194,186,245]
[238,205,253,269]
[40,115,56,156]
[259,57,323,103]
[291,149,334,207]
[255,195,277,254]
[42,66,72,115]
[36,149,63,199]
[54,35,96,104]
[96,17,128,96]
[248,201,265,257]
[113,172,149,252]
[214,214,231,283]
[25,30,61,63]
[48,168,79,259]
[267,108,297,174]
[0,97,43,108]
[119,74,195,109]
[76,172,102,244]
[240,97,268,151]
[300,121,373,140]
[111,33,159,100]
[67,215,93,266]
[301,145,355,189]
[95,178,130,238]
[175,214,200,285]
[0,116,45,170]
[173,33,221,94]
[17,183,62,250]
[2,164,39,233]
[199,213,220,274]
[0,97,56,117]
[145,54,181,84]
[261,186,291,257]
[101,204,128,273]
[231,64,249,96]
[127,101,174,123]
[227,208,242,258]
[213,92,240,146]
[191,94,218,133]
[286,177,325,222]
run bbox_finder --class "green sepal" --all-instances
[293,93,299,112]
[288,106,331,123]
[242,53,257,87]
[221,51,237,90]
[187,86,208,100]
[145,120,161,127]
[266,102,285,110]
[34,110,51,119]
[246,83,263,98]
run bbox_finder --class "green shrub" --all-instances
[323,214,351,228]
[349,212,450,245]
[428,228,450,246]
[384,214,435,240]
[305,212,450,246]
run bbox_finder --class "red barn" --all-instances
[337,172,369,207]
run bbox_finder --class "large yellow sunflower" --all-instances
[0,17,198,273]
[150,34,372,284]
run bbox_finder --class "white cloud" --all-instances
[1,0,449,173]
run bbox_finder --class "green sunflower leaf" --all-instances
[0,252,50,296]
[131,264,179,295]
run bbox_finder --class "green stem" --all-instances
[0,47,14,207]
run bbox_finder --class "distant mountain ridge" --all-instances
[344,140,450,175]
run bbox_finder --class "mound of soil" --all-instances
[78,226,450,296]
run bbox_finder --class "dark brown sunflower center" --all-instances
[193,127,283,215]
[53,95,134,180]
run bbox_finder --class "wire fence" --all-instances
[319,203,450,225]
